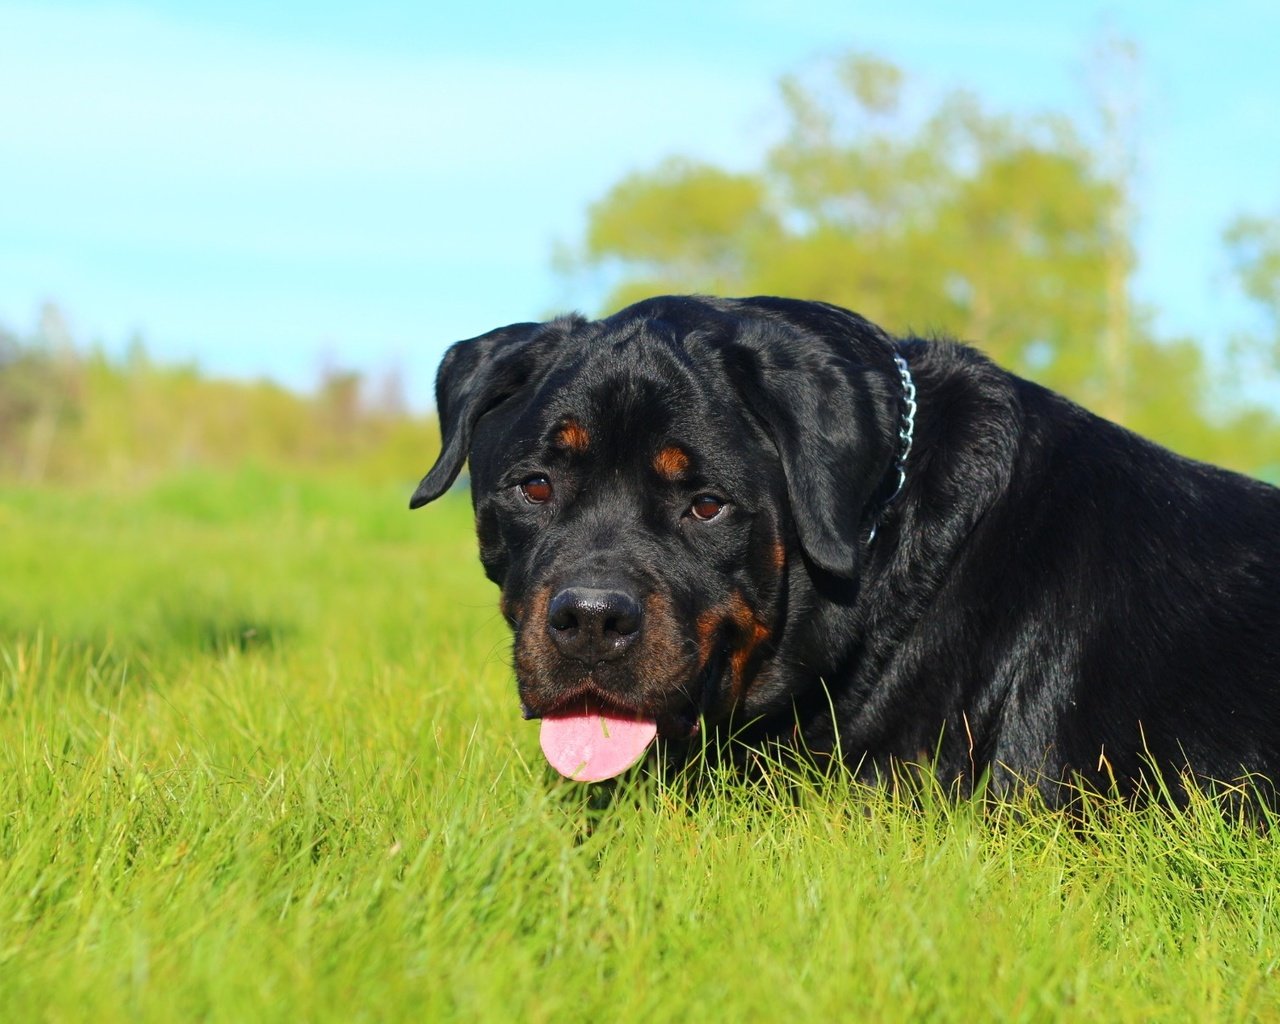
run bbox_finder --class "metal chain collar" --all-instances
[867,353,917,545]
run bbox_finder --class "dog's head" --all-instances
[411,296,902,779]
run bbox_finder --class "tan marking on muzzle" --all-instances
[695,609,719,671]
[513,585,553,680]
[726,591,771,696]
[695,593,772,701]
[641,592,685,673]
[500,595,525,626]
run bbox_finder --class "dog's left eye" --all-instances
[689,495,727,521]
[519,476,553,504]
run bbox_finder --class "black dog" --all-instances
[411,295,1280,804]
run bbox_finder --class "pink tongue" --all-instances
[539,703,658,782]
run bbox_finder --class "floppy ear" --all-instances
[409,322,544,509]
[724,298,901,579]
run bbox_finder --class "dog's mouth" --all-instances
[526,655,725,783]
[538,698,658,782]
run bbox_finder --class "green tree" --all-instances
[1224,213,1280,372]
[563,53,1280,475]
[572,56,1123,399]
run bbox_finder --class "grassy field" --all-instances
[1,469,1278,1022]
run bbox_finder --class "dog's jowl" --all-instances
[410,295,1280,804]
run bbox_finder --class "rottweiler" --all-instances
[410,295,1280,804]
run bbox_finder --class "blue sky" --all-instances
[2,1,1278,407]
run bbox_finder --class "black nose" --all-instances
[547,586,643,664]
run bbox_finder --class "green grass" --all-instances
[2,469,1278,1022]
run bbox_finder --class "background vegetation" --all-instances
[2,47,1280,1023]
[0,304,436,486]
[3,58,1280,484]
[562,53,1280,480]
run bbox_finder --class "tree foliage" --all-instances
[1225,213,1280,372]
[566,54,1280,478]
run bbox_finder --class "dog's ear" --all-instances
[409,322,544,509]
[724,298,901,580]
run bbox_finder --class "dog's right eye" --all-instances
[519,476,553,504]
[689,494,727,521]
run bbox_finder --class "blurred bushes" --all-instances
[0,305,437,485]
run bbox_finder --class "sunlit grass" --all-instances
[1,470,1277,1022]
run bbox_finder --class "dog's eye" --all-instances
[689,495,727,522]
[519,476,553,504]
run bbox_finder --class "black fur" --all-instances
[411,295,1280,805]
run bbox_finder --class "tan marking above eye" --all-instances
[653,446,690,479]
[556,419,590,452]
